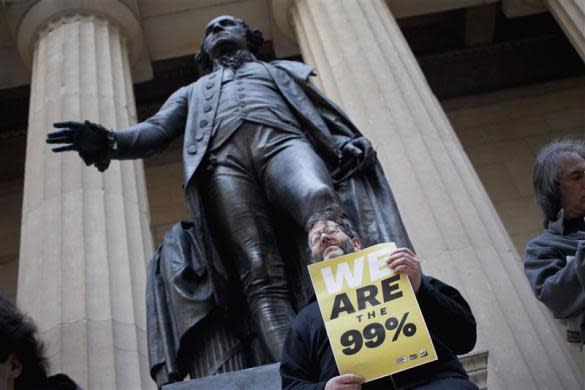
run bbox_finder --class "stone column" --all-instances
[14,2,153,389]
[546,0,585,62]
[280,0,583,388]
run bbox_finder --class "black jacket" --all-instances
[26,374,81,390]
[280,275,477,390]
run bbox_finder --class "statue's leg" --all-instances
[260,137,341,227]
[200,144,296,362]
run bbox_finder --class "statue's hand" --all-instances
[46,120,112,171]
[341,136,376,170]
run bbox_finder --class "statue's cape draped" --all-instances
[146,221,215,384]
[146,60,413,384]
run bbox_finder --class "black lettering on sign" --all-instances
[340,329,363,355]
[356,284,381,310]
[381,274,403,302]
[330,293,356,320]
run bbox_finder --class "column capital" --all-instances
[8,0,148,72]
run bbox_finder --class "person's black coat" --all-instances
[280,275,477,389]
[31,374,80,390]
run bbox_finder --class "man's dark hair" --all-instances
[194,17,264,71]
[533,138,585,227]
[0,295,48,389]
[305,206,360,240]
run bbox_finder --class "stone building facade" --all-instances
[0,0,583,389]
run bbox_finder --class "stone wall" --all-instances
[444,76,585,256]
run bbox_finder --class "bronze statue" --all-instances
[46,15,412,386]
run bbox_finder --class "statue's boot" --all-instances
[184,312,248,378]
[250,295,297,361]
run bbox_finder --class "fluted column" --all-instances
[16,9,153,390]
[546,0,585,62]
[288,0,583,388]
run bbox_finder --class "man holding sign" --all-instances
[280,211,478,389]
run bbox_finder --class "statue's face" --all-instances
[202,15,248,60]
[558,152,585,219]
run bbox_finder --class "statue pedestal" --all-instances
[162,351,488,389]
[162,363,281,390]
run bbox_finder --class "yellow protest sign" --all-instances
[308,243,437,382]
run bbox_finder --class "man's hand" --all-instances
[341,137,376,169]
[325,374,365,390]
[387,247,422,294]
[46,120,112,171]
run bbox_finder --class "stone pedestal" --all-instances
[16,9,153,390]
[286,0,583,388]
[164,353,489,390]
[164,364,281,390]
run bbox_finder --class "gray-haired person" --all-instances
[525,138,585,345]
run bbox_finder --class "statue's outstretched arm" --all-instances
[46,86,189,171]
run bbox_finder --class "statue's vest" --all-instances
[182,61,342,187]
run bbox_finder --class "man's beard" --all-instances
[218,49,255,69]
[312,237,355,262]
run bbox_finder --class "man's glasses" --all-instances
[309,226,341,247]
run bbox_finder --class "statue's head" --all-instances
[194,15,264,71]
